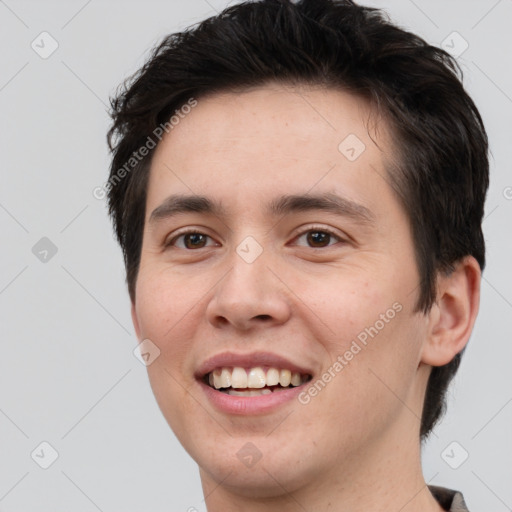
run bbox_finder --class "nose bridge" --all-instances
[206,234,291,329]
[222,235,273,304]
[232,237,268,293]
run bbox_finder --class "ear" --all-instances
[421,256,481,366]
[131,301,142,342]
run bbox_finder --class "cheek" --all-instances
[144,361,197,451]
[292,272,393,355]
[296,276,422,420]
[316,311,425,438]
[134,270,200,436]
[133,269,201,412]
[134,266,203,341]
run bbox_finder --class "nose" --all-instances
[205,246,292,331]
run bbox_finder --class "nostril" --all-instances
[254,314,272,321]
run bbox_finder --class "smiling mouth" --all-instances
[202,366,312,396]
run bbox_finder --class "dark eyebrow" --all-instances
[149,194,227,225]
[268,192,375,225]
[148,192,375,226]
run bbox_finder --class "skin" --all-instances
[131,83,481,511]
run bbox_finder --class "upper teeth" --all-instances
[208,367,307,389]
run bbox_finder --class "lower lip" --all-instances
[197,379,307,415]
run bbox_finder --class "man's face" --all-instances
[131,84,431,494]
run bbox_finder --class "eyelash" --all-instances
[165,225,345,250]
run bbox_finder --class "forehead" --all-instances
[153,83,380,158]
[146,84,396,223]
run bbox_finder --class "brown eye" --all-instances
[166,231,216,250]
[183,233,208,249]
[295,228,343,248]
[306,231,332,247]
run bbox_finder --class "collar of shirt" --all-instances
[428,485,470,511]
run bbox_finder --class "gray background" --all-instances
[1,0,511,510]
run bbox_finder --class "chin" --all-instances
[188,432,323,499]
[198,456,317,500]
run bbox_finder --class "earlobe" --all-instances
[131,301,141,341]
[421,256,481,367]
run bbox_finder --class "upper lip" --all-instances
[195,351,314,379]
